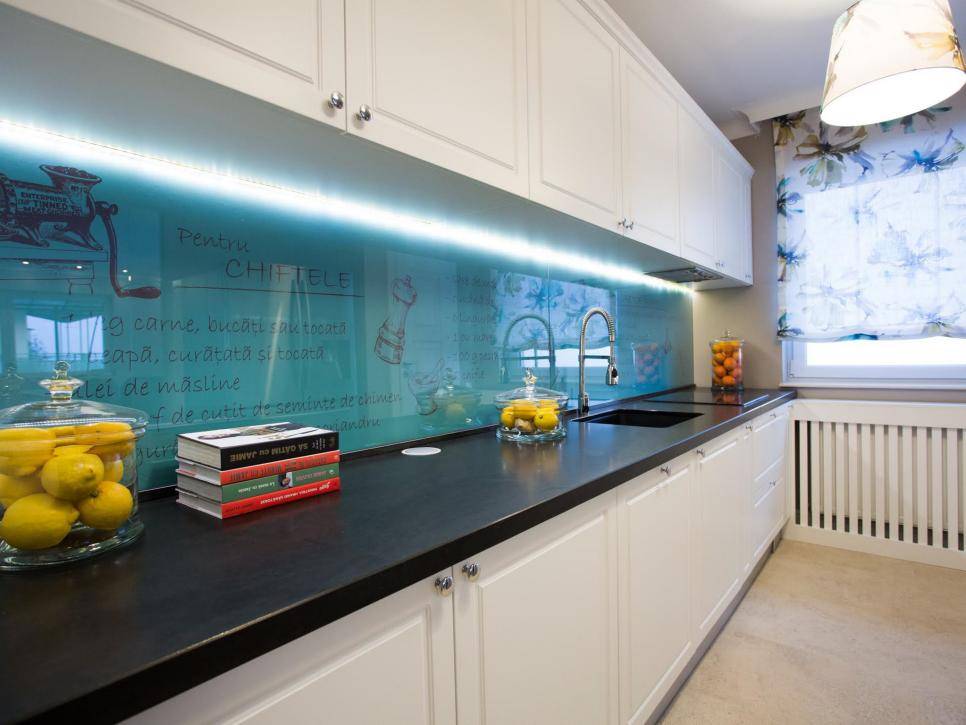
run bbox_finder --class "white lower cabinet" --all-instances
[454,491,619,725]
[692,432,745,638]
[127,571,457,725]
[617,456,694,725]
[129,408,791,725]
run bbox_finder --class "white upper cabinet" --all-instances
[714,151,747,279]
[345,0,529,195]
[525,0,623,230]
[6,0,348,128]
[619,48,680,256]
[678,110,717,270]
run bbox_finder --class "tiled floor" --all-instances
[660,541,966,724]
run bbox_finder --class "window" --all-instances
[783,337,966,388]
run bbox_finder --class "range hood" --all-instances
[647,266,722,283]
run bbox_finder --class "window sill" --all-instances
[781,379,966,391]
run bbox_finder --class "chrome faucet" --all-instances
[578,307,618,415]
[500,313,556,386]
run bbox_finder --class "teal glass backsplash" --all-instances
[0,136,692,489]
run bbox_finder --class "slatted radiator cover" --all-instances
[788,400,965,568]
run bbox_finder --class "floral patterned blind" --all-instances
[774,100,966,341]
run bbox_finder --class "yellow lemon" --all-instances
[73,422,134,448]
[0,493,78,549]
[0,428,56,477]
[40,454,104,501]
[53,444,94,457]
[499,407,516,428]
[76,481,133,530]
[49,425,77,439]
[534,409,559,431]
[102,456,124,482]
[89,440,136,458]
[0,473,43,508]
[511,401,538,421]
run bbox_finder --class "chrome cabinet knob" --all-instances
[745,424,753,431]
[696,448,706,457]
[461,562,480,581]
[434,575,454,596]
[357,104,373,122]
[328,91,345,109]
[660,465,671,475]
[617,218,627,228]
[626,220,635,230]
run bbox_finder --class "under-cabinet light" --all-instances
[0,118,691,294]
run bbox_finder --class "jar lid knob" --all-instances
[40,361,83,402]
[523,368,537,389]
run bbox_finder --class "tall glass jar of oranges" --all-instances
[710,331,744,390]
[0,362,146,570]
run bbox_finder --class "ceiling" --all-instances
[608,0,966,138]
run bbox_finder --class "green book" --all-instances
[177,463,340,503]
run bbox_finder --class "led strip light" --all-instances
[0,118,691,294]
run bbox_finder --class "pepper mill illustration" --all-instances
[374,276,417,364]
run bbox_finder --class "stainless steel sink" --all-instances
[577,409,702,428]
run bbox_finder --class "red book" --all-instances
[177,477,340,519]
[176,450,340,485]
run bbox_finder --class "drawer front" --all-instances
[752,408,788,478]
[751,464,785,561]
[752,457,783,506]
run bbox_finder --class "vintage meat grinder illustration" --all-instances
[0,164,160,299]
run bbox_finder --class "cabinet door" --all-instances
[741,175,754,284]
[620,48,680,256]
[345,0,528,195]
[454,492,619,725]
[678,111,716,269]
[526,0,623,230]
[617,458,693,725]
[127,572,456,725]
[692,433,744,638]
[751,407,790,481]
[714,152,745,279]
[9,0,347,128]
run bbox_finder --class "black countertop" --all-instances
[0,388,794,725]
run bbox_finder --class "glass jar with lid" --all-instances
[0,362,146,570]
[494,369,569,443]
[709,330,744,390]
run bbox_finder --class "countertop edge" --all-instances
[19,391,796,725]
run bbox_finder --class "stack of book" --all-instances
[175,422,340,519]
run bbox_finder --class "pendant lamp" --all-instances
[821,0,966,127]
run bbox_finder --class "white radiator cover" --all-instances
[785,399,965,571]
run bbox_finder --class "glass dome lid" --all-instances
[0,362,148,431]
[495,369,568,408]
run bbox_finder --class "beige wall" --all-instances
[691,128,966,404]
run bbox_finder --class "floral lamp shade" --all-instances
[821,0,966,127]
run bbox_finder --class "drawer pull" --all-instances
[696,448,705,457]
[769,480,777,488]
[434,575,454,596]
[660,465,671,475]
[461,562,480,581]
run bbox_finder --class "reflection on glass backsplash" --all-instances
[0,138,692,490]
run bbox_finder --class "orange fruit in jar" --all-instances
[712,342,723,353]
[722,375,736,386]
[713,365,726,378]
[713,376,723,385]
[713,352,725,363]
[732,367,742,380]
[723,357,736,371]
